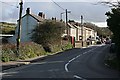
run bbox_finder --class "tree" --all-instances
[105,7,120,59]
[84,22,112,37]
[100,0,120,8]
[31,20,65,52]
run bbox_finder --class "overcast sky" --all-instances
[0,0,118,27]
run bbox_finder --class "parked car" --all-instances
[96,38,102,44]
[105,39,111,44]
[96,40,102,44]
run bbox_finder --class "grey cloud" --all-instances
[1,2,110,23]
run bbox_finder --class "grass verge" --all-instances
[1,42,73,62]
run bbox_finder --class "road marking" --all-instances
[65,63,69,72]
[74,75,86,80]
[64,46,99,79]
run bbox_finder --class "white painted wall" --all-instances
[76,28,81,41]
[70,28,76,40]
[8,15,38,43]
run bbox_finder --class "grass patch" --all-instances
[1,27,15,34]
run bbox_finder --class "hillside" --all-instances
[0,22,16,34]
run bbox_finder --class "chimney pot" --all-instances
[38,12,43,17]
[26,8,30,14]
[38,12,45,19]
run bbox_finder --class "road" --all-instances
[2,44,120,79]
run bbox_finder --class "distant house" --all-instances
[9,8,45,43]
[67,21,97,44]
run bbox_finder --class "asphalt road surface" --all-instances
[2,44,120,80]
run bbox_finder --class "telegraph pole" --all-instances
[65,9,71,35]
[16,0,23,57]
[65,9,68,35]
[66,9,68,25]
[81,15,84,47]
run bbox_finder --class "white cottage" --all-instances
[9,8,45,43]
[67,21,97,42]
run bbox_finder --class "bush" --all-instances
[31,20,65,49]
[50,44,62,53]
[62,42,73,50]
[1,42,46,62]
[105,57,120,71]
[1,41,73,62]
[19,42,46,60]
[1,49,17,62]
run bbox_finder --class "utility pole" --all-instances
[16,0,23,57]
[81,15,84,47]
[65,9,71,35]
[66,9,68,25]
[65,9,68,35]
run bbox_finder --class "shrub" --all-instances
[105,57,120,71]
[1,42,46,62]
[31,20,65,51]
[1,49,17,62]
[62,42,73,50]
[50,44,62,53]
[18,42,46,60]
[1,41,72,62]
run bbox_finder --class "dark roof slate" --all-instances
[30,14,44,22]
[18,13,44,22]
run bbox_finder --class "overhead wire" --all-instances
[0,0,19,23]
[51,0,65,11]
[50,0,98,23]
[50,0,87,22]
[0,1,19,8]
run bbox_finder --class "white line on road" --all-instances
[64,45,99,79]
[74,75,87,80]
[65,63,69,72]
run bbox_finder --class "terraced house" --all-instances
[9,8,45,43]
[8,8,97,47]
[67,20,97,47]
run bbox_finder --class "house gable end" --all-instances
[17,14,43,22]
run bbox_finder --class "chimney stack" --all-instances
[26,8,30,14]
[52,17,56,21]
[38,12,45,19]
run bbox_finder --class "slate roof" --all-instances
[18,13,44,22]
[30,14,44,22]
[67,23,76,28]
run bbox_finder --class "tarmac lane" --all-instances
[2,44,120,80]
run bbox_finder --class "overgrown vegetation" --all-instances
[105,3,120,71]
[1,41,72,62]
[31,20,66,52]
[1,20,73,62]
[1,27,15,34]
[1,42,46,62]
[106,7,120,59]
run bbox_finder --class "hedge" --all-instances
[1,42,73,62]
